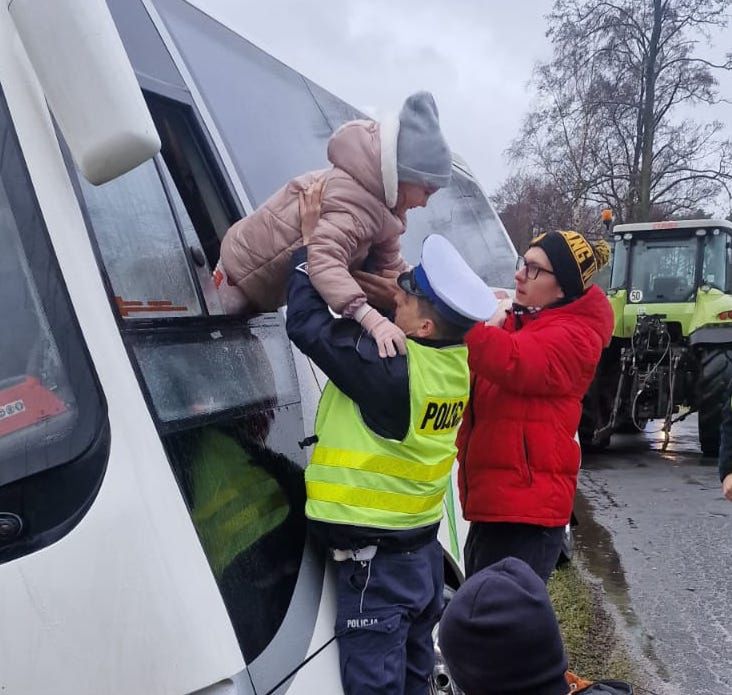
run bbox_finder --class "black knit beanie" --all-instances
[439,557,568,695]
[529,231,610,300]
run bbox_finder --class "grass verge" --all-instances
[548,562,640,683]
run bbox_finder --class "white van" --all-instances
[0,2,516,693]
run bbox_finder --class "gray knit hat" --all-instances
[396,91,452,189]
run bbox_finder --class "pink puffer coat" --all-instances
[219,119,408,315]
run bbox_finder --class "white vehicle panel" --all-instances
[0,8,243,694]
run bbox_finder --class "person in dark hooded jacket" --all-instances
[457,230,615,582]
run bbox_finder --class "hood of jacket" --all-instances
[327,118,399,209]
[567,284,615,346]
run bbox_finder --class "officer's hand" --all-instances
[298,177,325,245]
[353,270,400,312]
[486,298,513,328]
[722,473,732,501]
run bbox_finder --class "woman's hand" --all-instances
[485,298,513,328]
[298,177,326,245]
[352,269,400,312]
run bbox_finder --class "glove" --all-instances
[358,307,407,358]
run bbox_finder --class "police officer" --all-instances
[285,186,497,695]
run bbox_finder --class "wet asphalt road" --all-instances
[578,415,732,695]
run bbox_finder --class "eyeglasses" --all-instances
[515,256,555,281]
[397,270,427,297]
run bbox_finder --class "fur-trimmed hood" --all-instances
[327,118,399,209]
[220,118,408,317]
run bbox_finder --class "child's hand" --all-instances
[359,309,407,358]
[298,178,326,245]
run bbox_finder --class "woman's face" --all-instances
[514,246,565,308]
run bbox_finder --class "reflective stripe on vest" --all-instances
[191,430,289,577]
[305,340,469,530]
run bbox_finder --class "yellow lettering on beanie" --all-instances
[563,232,593,263]
[561,231,597,285]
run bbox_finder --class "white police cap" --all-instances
[412,235,498,326]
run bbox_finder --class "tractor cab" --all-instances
[609,221,732,306]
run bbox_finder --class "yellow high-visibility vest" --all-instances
[191,429,289,577]
[305,340,469,530]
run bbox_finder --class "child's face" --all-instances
[395,182,437,217]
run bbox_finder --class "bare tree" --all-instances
[511,0,732,223]
[492,172,604,250]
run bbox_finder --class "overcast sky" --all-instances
[192,0,732,197]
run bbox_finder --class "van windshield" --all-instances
[0,85,106,564]
[0,169,78,482]
[0,103,107,486]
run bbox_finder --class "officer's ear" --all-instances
[415,317,437,339]
[414,297,442,338]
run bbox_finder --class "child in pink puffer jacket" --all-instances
[214,91,452,358]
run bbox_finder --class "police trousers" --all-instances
[333,538,443,695]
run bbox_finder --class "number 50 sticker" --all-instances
[629,289,643,303]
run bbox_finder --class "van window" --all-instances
[158,159,224,315]
[146,92,237,254]
[130,322,299,428]
[400,169,517,289]
[78,159,203,319]
[0,87,107,564]
[163,415,306,663]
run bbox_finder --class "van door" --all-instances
[68,97,330,689]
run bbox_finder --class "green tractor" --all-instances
[580,218,732,457]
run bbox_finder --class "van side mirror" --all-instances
[9,0,160,184]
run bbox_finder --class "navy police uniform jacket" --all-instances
[285,247,448,552]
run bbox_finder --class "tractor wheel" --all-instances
[697,347,732,457]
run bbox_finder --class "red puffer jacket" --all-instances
[456,285,614,527]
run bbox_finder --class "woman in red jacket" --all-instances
[457,230,614,582]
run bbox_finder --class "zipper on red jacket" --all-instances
[522,433,533,485]
[461,375,477,510]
